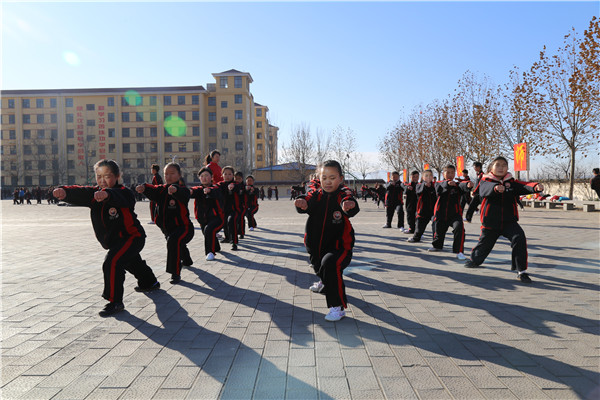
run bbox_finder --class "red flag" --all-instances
[402,169,407,182]
[424,163,430,170]
[456,156,464,173]
[514,143,528,171]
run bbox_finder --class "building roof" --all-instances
[212,69,254,83]
[255,162,316,171]
[1,85,207,96]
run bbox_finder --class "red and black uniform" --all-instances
[402,181,418,233]
[217,180,244,244]
[141,183,194,277]
[190,185,225,255]
[432,180,471,253]
[149,173,163,222]
[384,180,405,228]
[238,186,248,237]
[411,182,437,241]
[296,185,360,309]
[465,170,484,222]
[307,178,321,194]
[60,184,157,304]
[245,185,259,229]
[470,173,540,271]
[457,176,472,214]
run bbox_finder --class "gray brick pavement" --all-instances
[1,199,599,399]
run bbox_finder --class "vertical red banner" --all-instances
[387,172,391,182]
[423,163,429,170]
[456,156,464,173]
[514,143,528,172]
[402,169,407,182]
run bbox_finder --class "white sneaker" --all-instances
[309,281,324,293]
[206,252,215,261]
[325,306,346,322]
[427,247,442,252]
[456,252,466,260]
[249,227,254,231]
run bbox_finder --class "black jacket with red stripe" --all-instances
[296,185,360,257]
[60,184,144,249]
[415,182,437,218]
[151,173,163,185]
[245,185,259,211]
[190,185,224,226]
[401,181,418,207]
[385,180,404,206]
[472,171,484,195]
[307,178,321,194]
[142,183,192,234]
[433,180,471,221]
[478,173,540,229]
[216,180,245,214]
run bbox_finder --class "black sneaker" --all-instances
[134,281,160,293]
[221,238,231,244]
[239,234,244,239]
[170,275,181,284]
[99,302,124,317]
[407,237,420,243]
[517,272,532,283]
[231,243,238,251]
[464,260,481,268]
[382,225,391,229]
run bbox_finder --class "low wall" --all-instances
[538,180,599,201]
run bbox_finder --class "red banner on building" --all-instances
[402,169,407,182]
[423,163,430,170]
[514,142,528,172]
[456,156,464,173]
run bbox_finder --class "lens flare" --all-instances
[164,116,187,137]
[62,51,81,66]
[124,90,142,106]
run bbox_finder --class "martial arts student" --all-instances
[383,171,407,231]
[190,167,225,261]
[402,171,420,234]
[407,169,437,243]
[245,175,259,231]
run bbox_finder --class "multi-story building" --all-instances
[0,69,278,188]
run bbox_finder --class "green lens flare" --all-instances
[164,116,187,137]
[124,90,142,106]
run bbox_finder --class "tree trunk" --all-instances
[569,146,576,199]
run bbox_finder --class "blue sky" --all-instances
[2,1,597,169]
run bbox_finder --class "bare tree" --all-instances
[353,153,375,182]
[330,126,357,175]
[314,128,332,167]
[280,123,315,182]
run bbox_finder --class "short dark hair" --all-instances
[462,169,469,174]
[391,171,400,176]
[234,171,244,178]
[205,150,221,164]
[443,165,456,172]
[323,160,343,176]
[593,168,599,174]
[165,162,182,175]
[198,167,212,176]
[222,166,235,174]
[473,161,483,168]
[94,159,120,176]
[151,163,160,172]
[411,170,419,176]
[246,175,255,181]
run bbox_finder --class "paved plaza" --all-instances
[1,198,599,400]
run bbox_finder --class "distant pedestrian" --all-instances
[591,168,600,199]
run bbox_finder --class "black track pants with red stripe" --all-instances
[465,194,480,221]
[470,223,528,271]
[386,204,404,228]
[165,225,194,275]
[102,236,157,303]
[432,215,465,253]
[413,214,433,240]
[405,201,417,232]
[227,212,240,244]
[201,218,224,255]
[238,209,246,236]
[246,206,258,228]
[316,249,352,309]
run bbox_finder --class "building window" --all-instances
[220,77,228,88]
[107,97,114,106]
[222,132,229,139]
[86,104,95,111]
[137,143,144,153]
[235,94,242,104]
[36,99,44,108]
[23,114,31,124]
[8,115,15,124]
[235,110,243,120]
[136,112,144,122]
[179,143,186,152]
[221,101,228,108]
[10,130,16,139]
[25,160,32,170]
[192,95,199,105]
[37,129,45,139]
[257,155,263,162]
[221,117,228,124]
[37,114,44,123]
[150,112,157,121]
[208,97,216,106]
[51,129,58,139]
[108,113,115,122]
[67,129,75,138]
[257,144,263,150]
[150,127,157,137]
[256,108,263,117]
[52,145,58,154]
[39,176,46,186]
[66,113,74,123]
[122,128,130,137]
[108,128,115,138]
[23,130,31,139]
[235,142,244,151]
[38,145,46,154]
[50,98,57,108]
[209,127,217,137]
[234,76,242,88]
[87,119,95,126]
[109,144,116,153]
[192,111,200,121]
[163,96,171,106]
[22,99,30,108]
[123,143,130,153]
[121,97,128,106]
[178,111,186,120]
[10,146,16,155]
[164,111,171,119]
[209,142,217,150]
[122,112,129,122]
[68,145,77,154]
[222,147,228,154]
[193,142,200,152]
[150,142,157,153]
[149,96,157,106]
[51,114,57,123]
[208,112,216,121]
[164,143,172,152]
[257,121,262,128]
[136,127,144,137]
[193,126,200,136]
[8,99,15,108]
[137,159,145,168]
[68,160,75,169]
[65,98,73,107]
[257,132,262,139]
[178,95,185,105]
[235,125,243,135]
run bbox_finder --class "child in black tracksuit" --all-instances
[234,172,247,239]
[295,160,359,322]
[402,171,420,234]
[383,171,406,231]
[430,165,473,259]
[465,162,484,222]
[54,159,159,317]
[245,175,259,231]
[217,166,242,250]
[408,169,436,243]
[190,167,225,261]
[149,164,163,223]
[136,162,194,284]
[465,157,543,283]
